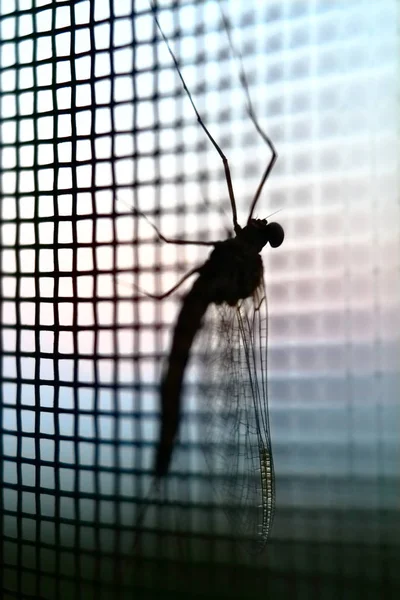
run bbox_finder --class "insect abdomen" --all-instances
[156,278,210,477]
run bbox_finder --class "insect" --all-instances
[135,3,284,553]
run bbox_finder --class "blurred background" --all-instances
[1,0,399,599]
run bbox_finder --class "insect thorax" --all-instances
[200,238,263,307]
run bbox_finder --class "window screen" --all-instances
[1,1,399,599]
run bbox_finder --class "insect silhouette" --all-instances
[136,4,284,553]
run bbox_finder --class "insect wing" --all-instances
[195,279,275,553]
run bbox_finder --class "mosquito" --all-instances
[134,2,284,553]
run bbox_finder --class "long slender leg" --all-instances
[140,216,218,247]
[219,6,278,222]
[117,195,218,246]
[118,265,201,300]
[150,2,240,234]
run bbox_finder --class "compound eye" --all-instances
[267,222,285,248]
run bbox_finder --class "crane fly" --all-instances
[134,3,284,553]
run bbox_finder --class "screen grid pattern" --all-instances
[1,1,400,599]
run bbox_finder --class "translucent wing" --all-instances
[194,277,275,553]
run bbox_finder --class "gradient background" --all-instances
[1,1,399,599]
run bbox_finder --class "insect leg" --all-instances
[119,265,201,300]
[219,6,278,222]
[146,224,219,247]
[150,3,240,234]
[116,199,209,298]
[116,196,218,246]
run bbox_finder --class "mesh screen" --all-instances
[1,1,400,599]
